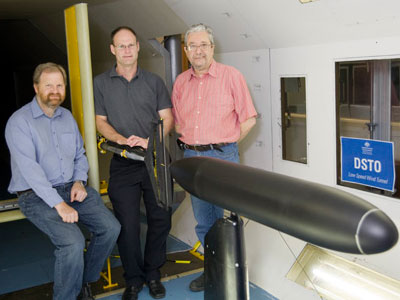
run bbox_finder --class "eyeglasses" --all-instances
[186,43,213,52]
[115,43,137,50]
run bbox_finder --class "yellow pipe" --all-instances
[65,3,100,191]
[64,6,84,138]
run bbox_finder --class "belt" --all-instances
[177,139,227,152]
[16,182,74,197]
[16,189,33,197]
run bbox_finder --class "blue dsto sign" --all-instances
[341,137,395,192]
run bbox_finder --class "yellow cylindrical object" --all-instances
[65,3,100,191]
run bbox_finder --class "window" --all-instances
[281,77,307,164]
[336,59,400,198]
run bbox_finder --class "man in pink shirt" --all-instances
[171,23,257,292]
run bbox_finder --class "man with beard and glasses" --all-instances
[5,62,121,300]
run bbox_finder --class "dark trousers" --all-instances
[108,155,171,287]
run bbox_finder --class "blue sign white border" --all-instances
[340,136,395,192]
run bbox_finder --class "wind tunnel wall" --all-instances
[0,20,68,201]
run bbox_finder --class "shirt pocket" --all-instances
[206,92,234,118]
[60,133,76,159]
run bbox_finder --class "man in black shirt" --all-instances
[94,26,173,300]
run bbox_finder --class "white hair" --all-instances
[184,23,214,46]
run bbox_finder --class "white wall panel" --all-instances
[215,49,272,171]
[268,35,400,298]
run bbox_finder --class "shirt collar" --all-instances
[189,60,217,81]
[110,65,119,77]
[110,65,141,79]
[31,97,62,119]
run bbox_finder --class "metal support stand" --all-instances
[204,212,249,300]
[100,256,119,289]
[189,240,205,261]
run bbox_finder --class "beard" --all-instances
[38,92,65,109]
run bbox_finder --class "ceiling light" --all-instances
[287,244,400,300]
[299,0,319,3]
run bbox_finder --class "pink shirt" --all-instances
[172,61,257,145]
